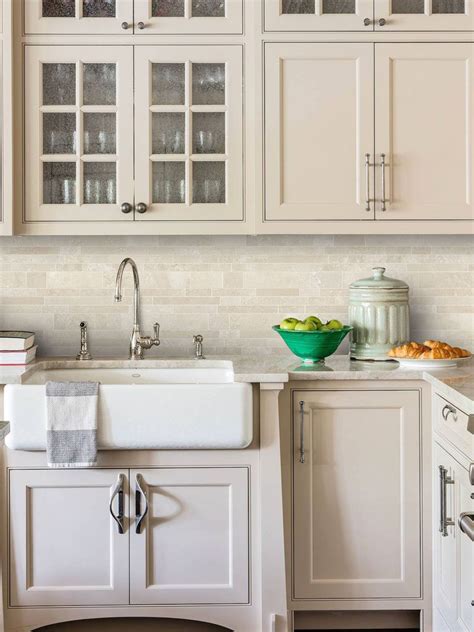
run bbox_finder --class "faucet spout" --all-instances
[114,258,142,359]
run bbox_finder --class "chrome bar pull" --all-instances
[439,465,455,537]
[442,404,458,422]
[109,473,125,534]
[380,153,387,212]
[299,400,305,464]
[365,154,371,212]
[459,513,474,542]
[135,473,149,534]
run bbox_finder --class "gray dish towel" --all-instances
[46,381,99,468]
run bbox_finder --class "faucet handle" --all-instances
[153,322,160,342]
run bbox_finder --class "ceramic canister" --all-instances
[349,267,410,361]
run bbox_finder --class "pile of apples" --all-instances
[279,315,344,332]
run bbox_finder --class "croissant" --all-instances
[389,342,430,358]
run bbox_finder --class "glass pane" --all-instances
[192,64,225,105]
[392,0,425,13]
[83,163,117,204]
[43,113,77,155]
[432,0,465,13]
[322,0,355,13]
[192,0,225,17]
[192,112,225,154]
[193,162,225,203]
[43,163,76,204]
[151,0,184,16]
[83,64,116,106]
[84,113,116,154]
[43,64,76,106]
[152,162,185,203]
[152,113,185,155]
[282,0,315,14]
[83,0,116,17]
[152,64,185,106]
[42,0,75,17]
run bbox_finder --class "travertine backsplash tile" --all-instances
[0,235,472,357]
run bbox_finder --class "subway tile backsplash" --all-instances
[0,235,472,357]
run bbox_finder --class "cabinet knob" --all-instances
[378,18,387,26]
[121,202,133,214]
[121,21,130,30]
[363,17,371,26]
[137,21,146,29]
[135,202,148,214]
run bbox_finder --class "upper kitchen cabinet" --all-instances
[134,46,243,222]
[24,0,134,34]
[375,0,474,31]
[264,0,374,31]
[24,46,134,223]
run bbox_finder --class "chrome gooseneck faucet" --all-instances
[114,257,160,360]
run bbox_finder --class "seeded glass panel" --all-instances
[84,113,116,154]
[282,0,315,14]
[152,162,186,203]
[43,113,77,154]
[392,0,425,13]
[43,64,76,106]
[152,0,185,16]
[43,163,76,204]
[192,64,225,105]
[83,0,116,17]
[192,112,225,154]
[152,64,185,106]
[192,0,225,17]
[83,64,116,106]
[193,162,225,203]
[322,0,355,13]
[152,113,185,155]
[432,0,465,12]
[42,0,75,16]
[83,163,117,204]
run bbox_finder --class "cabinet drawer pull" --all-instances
[109,473,125,534]
[299,400,305,464]
[135,473,148,534]
[380,153,387,212]
[365,154,371,212]
[439,465,455,537]
[459,512,474,542]
[442,404,458,422]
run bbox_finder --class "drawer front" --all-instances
[434,394,472,459]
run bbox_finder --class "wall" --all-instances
[0,234,472,358]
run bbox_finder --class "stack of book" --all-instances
[0,331,37,366]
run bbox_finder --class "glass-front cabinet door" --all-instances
[25,46,134,222]
[134,0,242,34]
[24,0,133,34]
[264,0,374,31]
[134,46,243,221]
[375,0,474,30]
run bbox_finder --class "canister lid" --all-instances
[350,267,409,290]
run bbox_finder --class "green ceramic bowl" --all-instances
[272,325,352,364]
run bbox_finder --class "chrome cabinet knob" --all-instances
[135,202,148,214]
[137,21,146,29]
[363,17,371,26]
[121,21,130,30]
[378,17,386,26]
[121,202,133,214]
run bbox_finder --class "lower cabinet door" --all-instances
[9,469,129,606]
[130,467,249,605]
[456,459,474,632]
[292,389,421,599]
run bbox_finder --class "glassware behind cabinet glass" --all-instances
[282,0,315,14]
[83,163,117,204]
[82,0,116,17]
[193,162,225,203]
[152,0,185,16]
[152,64,185,106]
[192,64,225,105]
[192,0,225,17]
[153,162,186,203]
[43,163,76,204]
[83,64,116,106]
[43,113,77,154]
[42,0,76,17]
[43,63,76,105]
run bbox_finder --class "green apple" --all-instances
[279,318,299,330]
[304,315,322,328]
[326,319,344,330]
[319,324,331,331]
[295,320,317,331]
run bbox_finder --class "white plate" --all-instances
[393,355,472,369]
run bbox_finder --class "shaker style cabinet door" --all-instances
[9,469,129,607]
[24,0,134,34]
[375,43,474,221]
[24,46,134,223]
[375,0,474,31]
[129,468,249,604]
[292,390,421,600]
[134,46,243,222]
[264,0,374,31]
[134,0,242,34]
[264,43,374,221]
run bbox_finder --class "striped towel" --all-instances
[46,381,99,468]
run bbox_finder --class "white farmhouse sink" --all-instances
[5,363,253,451]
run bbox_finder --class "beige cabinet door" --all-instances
[264,0,374,31]
[9,469,129,607]
[130,467,249,604]
[134,46,243,222]
[375,0,474,31]
[25,46,134,223]
[293,389,421,600]
[134,0,242,34]
[24,0,133,34]
[375,43,474,221]
[264,43,375,222]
